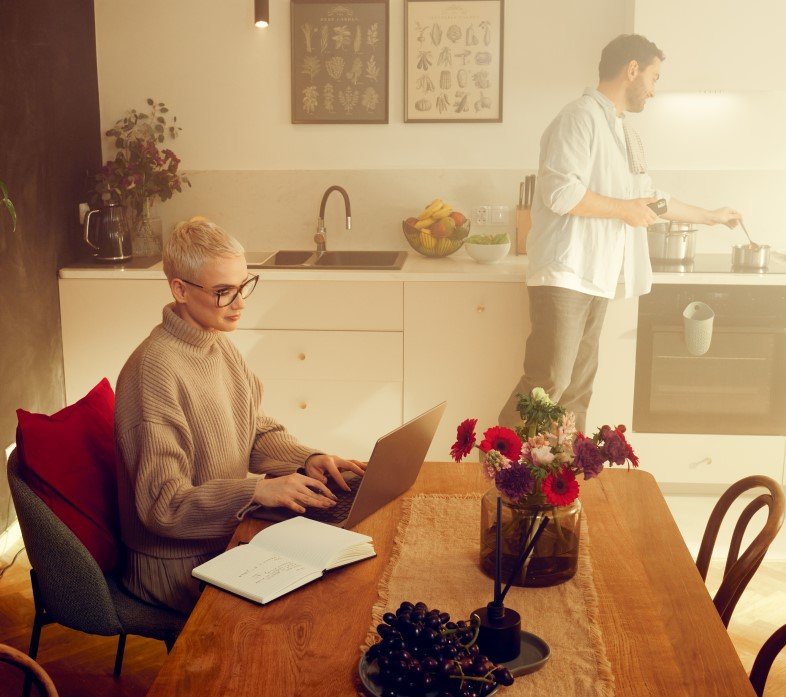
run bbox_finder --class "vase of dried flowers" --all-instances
[451,387,638,588]
[90,98,190,258]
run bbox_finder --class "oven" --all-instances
[633,284,786,435]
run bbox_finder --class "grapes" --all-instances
[365,600,513,696]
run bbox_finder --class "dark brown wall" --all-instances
[0,0,102,530]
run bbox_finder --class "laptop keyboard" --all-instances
[305,476,362,525]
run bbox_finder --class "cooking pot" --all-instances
[732,243,770,270]
[648,222,697,262]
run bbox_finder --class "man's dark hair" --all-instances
[598,34,665,80]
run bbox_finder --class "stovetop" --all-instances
[652,252,786,274]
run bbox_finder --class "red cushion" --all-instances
[16,378,120,573]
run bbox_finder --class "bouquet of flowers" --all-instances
[451,387,638,507]
[90,98,190,226]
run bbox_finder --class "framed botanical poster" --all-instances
[291,0,389,124]
[405,0,504,123]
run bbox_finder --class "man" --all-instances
[499,34,741,433]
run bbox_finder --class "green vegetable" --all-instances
[465,233,509,245]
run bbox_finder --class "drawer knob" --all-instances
[299,402,308,410]
[476,304,485,313]
[298,353,306,361]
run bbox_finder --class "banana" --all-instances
[432,205,453,220]
[419,231,436,250]
[414,217,435,229]
[418,198,444,220]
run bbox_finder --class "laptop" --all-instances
[254,402,446,528]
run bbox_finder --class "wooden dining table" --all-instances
[146,464,756,697]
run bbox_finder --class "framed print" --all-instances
[405,0,504,123]
[291,0,389,124]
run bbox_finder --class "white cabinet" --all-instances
[59,278,171,402]
[403,282,529,461]
[233,280,404,459]
[634,0,786,91]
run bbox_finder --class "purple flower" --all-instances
[600,425,627,466]
[573,435,605,480]
[494,462,534,501]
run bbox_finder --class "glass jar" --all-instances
[479,486,582,587]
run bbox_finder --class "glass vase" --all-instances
[129,200,163,257]
[479,486,582,587]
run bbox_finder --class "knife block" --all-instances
[515,206,531,255]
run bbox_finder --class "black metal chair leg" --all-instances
[113,634,127,678]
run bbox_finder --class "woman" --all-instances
[114,218,365,613]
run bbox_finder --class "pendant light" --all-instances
[255,0,269,27]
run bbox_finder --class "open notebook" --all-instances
[192,516,375,604]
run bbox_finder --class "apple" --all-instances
[430,217,456,238]
[450,211,467,227]
[405,216,419,229]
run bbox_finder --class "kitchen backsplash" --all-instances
[154,169,786,254]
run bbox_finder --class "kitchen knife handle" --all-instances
[648,198,667,215]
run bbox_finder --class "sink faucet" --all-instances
[315,185,351,255]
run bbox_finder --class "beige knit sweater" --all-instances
[115,304,317,609]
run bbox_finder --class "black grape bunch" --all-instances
[366,600,515,696]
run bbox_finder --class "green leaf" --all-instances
[160,107,169,113]
[147,98,154,106]
[3,198,16,232]
[157,135,164,143]
[0,180,8,198]
[155,124,164,133]
[157,116,165,124]
[138,113,148,119]
[115,138,123,148]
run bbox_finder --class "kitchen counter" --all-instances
[59,251,786,285]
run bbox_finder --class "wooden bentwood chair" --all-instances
[750,624,786,696]
[695,475,785,628]
[0,643,58,697]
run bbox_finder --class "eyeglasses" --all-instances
[181,274,259,307]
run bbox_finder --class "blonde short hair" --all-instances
[163,218,245,281]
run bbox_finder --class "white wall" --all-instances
[94,0,786,252]
[94,0,627,170]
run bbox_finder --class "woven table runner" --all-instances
[363,494,615,696]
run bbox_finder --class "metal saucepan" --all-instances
[732,243,770,269]
[732,220,770,269]
[648,221,697,262]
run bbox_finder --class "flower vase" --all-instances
[129,201,163,257]
[479,486,581,587]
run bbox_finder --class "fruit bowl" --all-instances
[402,220,469,258]
[402,200,471,258]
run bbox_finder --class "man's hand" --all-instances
[253,473,337,514]
[304,454,367,492]
[706,207,742,228]
[619,197,660,228]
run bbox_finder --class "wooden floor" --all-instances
[0,544,784,696]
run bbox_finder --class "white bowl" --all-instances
[464,241,511,264]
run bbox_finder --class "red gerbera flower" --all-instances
[542,468,580,506]
[479,426,523,463]
[450,418,478,462]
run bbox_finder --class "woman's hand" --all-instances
[253,473,337,514]
[304,454,367,492]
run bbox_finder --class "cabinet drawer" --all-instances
[261,379,403,459]
[238,280,403,330]
[232,330,403,382]
[633,432,785,485]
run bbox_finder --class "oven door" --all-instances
[634,321,786,435]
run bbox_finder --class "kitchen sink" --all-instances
[313,250,406,269]
[249,249,407,270]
